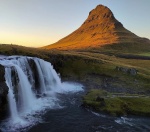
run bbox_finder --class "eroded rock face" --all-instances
[0,65,8,118]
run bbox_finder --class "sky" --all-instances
[0,0,150,47]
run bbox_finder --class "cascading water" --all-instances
[5,68,20,121]
[34,59,47,93]
[36,58,62,93]
[14,65,36,113]
[0,56,83,132]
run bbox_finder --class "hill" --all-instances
[43,5,150,53]
[0,44,49,60]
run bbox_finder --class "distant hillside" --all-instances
[0,44,49,60]
[43,5,150,52]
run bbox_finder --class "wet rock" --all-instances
[128,68,138,76]
[96,96,105,107]
[11,67,19,97]
[96,96,104,102]
[28,58,40,93]
[0,64,9,118]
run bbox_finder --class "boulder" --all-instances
[96,96,104,102]
[116,66,138,75]
[128,68,138,75]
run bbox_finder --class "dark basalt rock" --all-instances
[28,58,43,93]
[0,64,8,118]
[116,66,138,76]
[96,96,104,101]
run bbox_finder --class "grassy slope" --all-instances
[51,51,150,94]
[0,44,49,60]
[83,89,150,116]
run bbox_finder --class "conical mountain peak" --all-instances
[89,5,114,20]
[82,4,123,32]
[43,5,149,50]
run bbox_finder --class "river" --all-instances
[28,90,150,132]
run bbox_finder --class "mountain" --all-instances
[43,5,150,51]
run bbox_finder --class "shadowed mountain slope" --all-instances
[43,5,150,51]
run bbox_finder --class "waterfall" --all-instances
[34,59,47,93]
[0,56,62,119]
[5,68,19,121]
[0,55,83,131]
[14,65,36,113]
[37,58,62,92]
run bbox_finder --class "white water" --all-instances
[15,65,36,113]
[35,58,62,93]
[34,59,47,93]
[17,57,35,86]
[115,117,134,126]
[0,56,83,132]
[5,68,20,121]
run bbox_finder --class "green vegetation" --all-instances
[140,52,150,57]
[52,51,150,94]
[83,89,150,116]
[99,42,150,54]
[0,44,49,60]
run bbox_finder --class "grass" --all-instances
[140,52,150,56]
[51,51,150,94]
[83,89,150,116]
[0,44,49,60]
